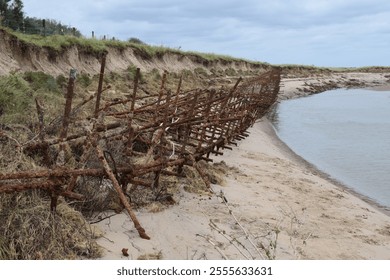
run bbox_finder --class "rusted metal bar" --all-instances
[127,67,141,153]
[53,69,78,209]
[61,190,85,200]
[24,121,124,150]
[174,74,183,108]
[43,91,99,135]
[35,98,45,141]
[179,91,199,151]
[0,166,129,181]
[205,82,241,155]
[94,53,107,118]
[196,91,213,152]
[154,71,168,122]
[65,139,93,193]
[59,69,77,140]
[0,180,64,193]
[151,89,172,189]
[34,97,53,165]
[93,139,150,240]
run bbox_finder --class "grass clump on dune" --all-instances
[0,74,33,124]
[0,192,102,260]
[2,26,269,65]
[0,72,65,124]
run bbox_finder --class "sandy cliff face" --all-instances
[0,29,270,76]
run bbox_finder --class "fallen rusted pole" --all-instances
[133,158,186,176]
[24,121,124,150]
[93,139,150,240]
[0,166,129,181]
[0,180,64,193]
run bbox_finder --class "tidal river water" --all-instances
[272,88,390,208]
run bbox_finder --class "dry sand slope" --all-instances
[97,116,390,260]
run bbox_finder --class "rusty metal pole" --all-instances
[59,69,77,140]
[152,89,171,189]
[196,91,213,152]
[54,69,77,211]
[34,98,52,165]
[35,98,45,141]
[127,67,141,153]
[93,139,150,240]
[130,68,140,113]
[94,53,107,118]
[177,91,198,173]
[174,74,182,111]
[154,71,167,122]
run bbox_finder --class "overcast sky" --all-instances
[23,0,390,67]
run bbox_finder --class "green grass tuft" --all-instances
[0,75,33,123]
[23,72,59,92]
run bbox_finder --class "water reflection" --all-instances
[271,89,390,207]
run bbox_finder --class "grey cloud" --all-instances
[23,0,390,66]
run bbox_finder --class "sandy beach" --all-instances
[96,72,390,260]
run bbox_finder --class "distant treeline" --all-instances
[0,0,81,36]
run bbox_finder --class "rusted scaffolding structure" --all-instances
[0,59,281,239]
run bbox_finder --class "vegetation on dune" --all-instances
[1,23,270,66]
[1,27,108,56]
[0,74,32,123]
[0,71,66,124]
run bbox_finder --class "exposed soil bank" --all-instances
[0,29,271,76]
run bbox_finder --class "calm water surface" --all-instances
[272,89,390,207]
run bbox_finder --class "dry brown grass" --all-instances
[0,192,102,259]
